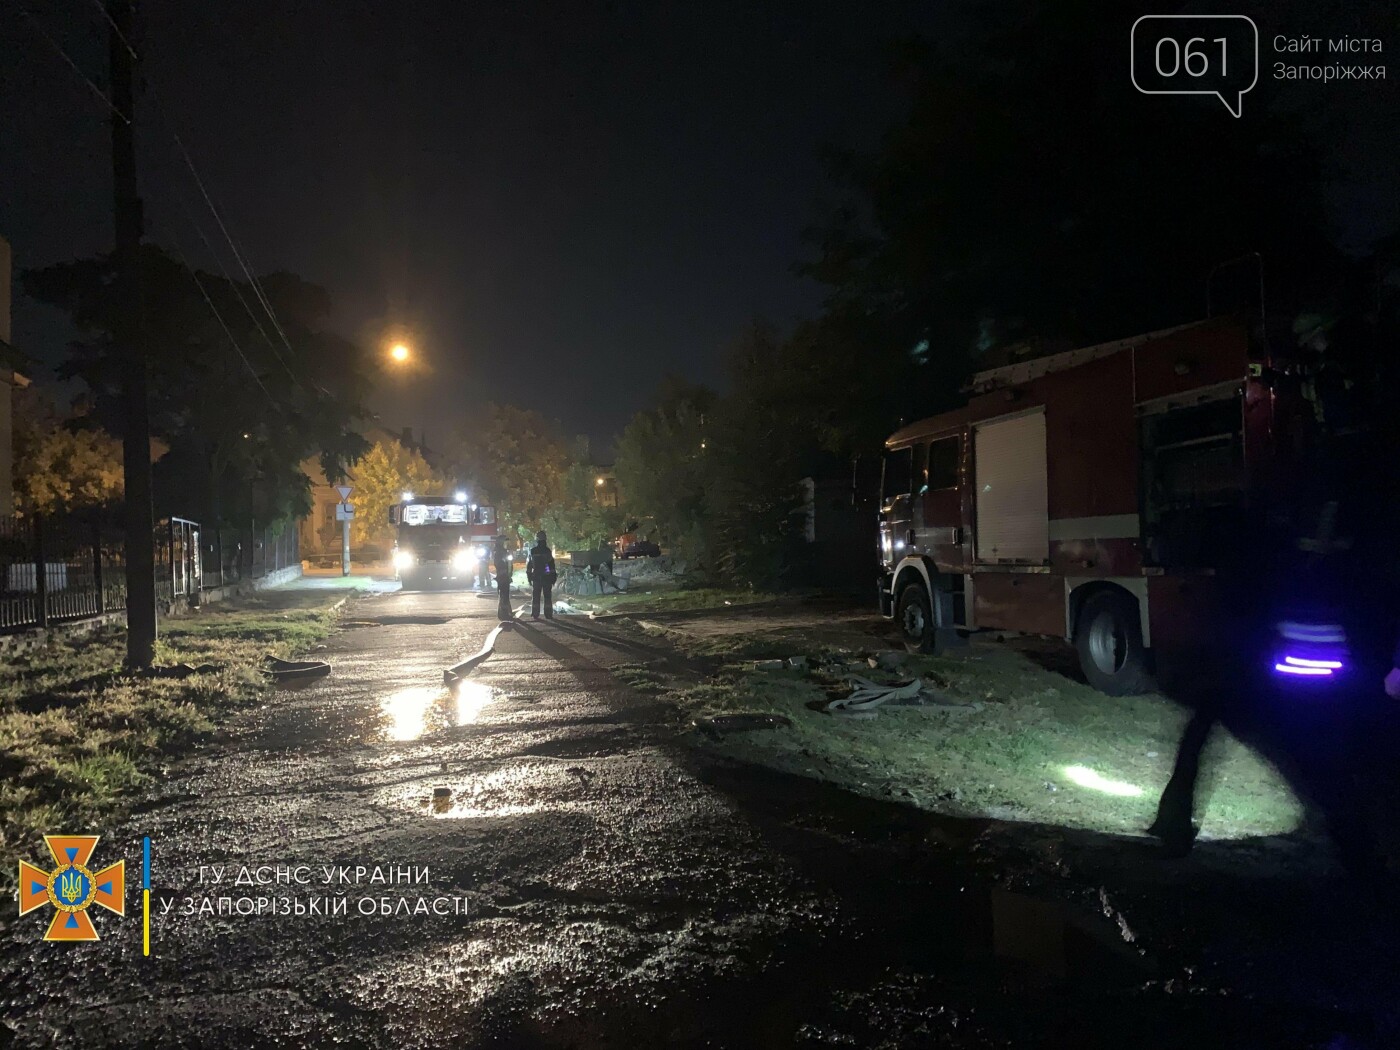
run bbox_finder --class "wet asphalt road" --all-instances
[4,586,1398,1048]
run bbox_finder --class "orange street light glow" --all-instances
[390,344,410,362]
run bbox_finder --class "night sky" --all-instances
[5,2,1397,458]
[3,0,940,454]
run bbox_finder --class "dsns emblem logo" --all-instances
[18,835,125,941]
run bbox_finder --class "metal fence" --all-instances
[201,524,299,590]
[0,512,300,634]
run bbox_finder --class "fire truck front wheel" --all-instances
[896,581,937,654]
[1075,591,1152,695]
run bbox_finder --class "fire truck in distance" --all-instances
[879,316,1332,694]
[388,492,498,590]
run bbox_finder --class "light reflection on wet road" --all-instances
[1,585,1394,1048]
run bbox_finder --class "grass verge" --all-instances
[570,583,782,616]
[616,609,1305,845]
[0,590,345,870]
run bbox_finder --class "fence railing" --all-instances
[1,512,301,635]
[201,524,299,590]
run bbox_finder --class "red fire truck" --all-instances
[878,316,1323,694]
[388,493,500,590]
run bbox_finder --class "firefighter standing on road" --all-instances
[494,536,514,621]
[527,531,556,621]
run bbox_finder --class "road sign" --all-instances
[335,485,353,500]
[335,502,356,521]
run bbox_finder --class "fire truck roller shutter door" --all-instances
[973,410,1049,564]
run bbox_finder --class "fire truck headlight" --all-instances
[451,549,474,572]
[393,550,415,571]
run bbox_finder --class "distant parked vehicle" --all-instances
[620,539,661,559]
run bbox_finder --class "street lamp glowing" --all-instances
[402,491,414,502]
[454,491,467,503]
[596,477,605,486]
[390,343,410,363]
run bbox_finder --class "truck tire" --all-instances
[1075,590,1152,695]
[896,581,936,654]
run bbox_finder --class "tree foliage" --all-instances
[537,462,625,554]
[22,246,373,529]
[12,388,123,516]
[349,440,443,546]
[447,404,571,539]
[612,377,717,567]
[802,0,1337,435]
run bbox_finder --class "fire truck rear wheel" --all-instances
[1075,591,1151,695]
[896,581,937,654]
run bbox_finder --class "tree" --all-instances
[23,246,372,530]
[538,462,625,553]
[705,322,822,587]
[613,378,717,568]
[349,440,443,547]
[447,404,571,539]
[12,389,124,515]
[803,1,1337,433]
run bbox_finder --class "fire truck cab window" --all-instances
[882,447,914,499]
[926,437,959,491]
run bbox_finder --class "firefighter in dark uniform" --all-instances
[527,531,556,621]
[1151,483,1399,887]
[493,536,514,621]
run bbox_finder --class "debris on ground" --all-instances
[266,657,331,681]
[695,713,793,736]
[868,651,909,671]
[753,656,808,671]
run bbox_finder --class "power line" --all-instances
[170,182,299,385]
[90,0,137,61]
[162,227,276,402]
[17,7,130,124]
[26,1,316,398]
[168,131,307,391]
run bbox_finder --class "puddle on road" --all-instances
[409,762,584,821]
[376,680,499,742]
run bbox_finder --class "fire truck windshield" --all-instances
[402,503,468,526]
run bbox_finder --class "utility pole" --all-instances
[109,0,158,668]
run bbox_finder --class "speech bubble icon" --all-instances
[1131,15,1258,117]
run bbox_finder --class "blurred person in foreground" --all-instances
[1149,446,1399,889]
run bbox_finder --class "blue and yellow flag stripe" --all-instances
[142,836,151,956]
